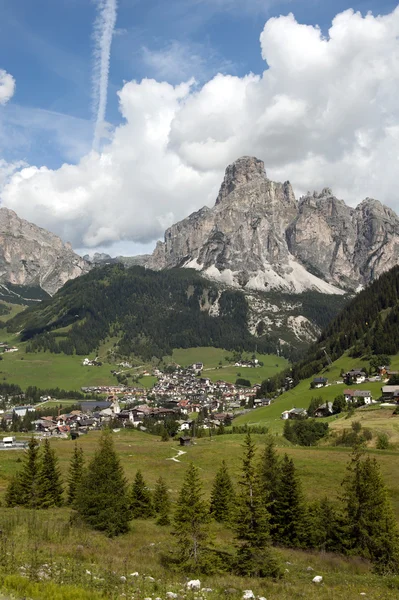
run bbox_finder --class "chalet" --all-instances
[313,377,328,388]
[344,370,366,384]
[281,407,308,420]
[254,398,271,407]
[314,402,333,417]
[344,389,372,404]
[381,386,399,399]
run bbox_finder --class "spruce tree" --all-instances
[130,470,154,518]
[273,454,308,548]
[342,448,399,573]
[209,460,235,523]
[75,432,131,536]
[5,473,23,507]
[18,437,40,507]
[258,437,281,535]
[67,444,84,506]
[153,476,171,525]
[234,434,282,578]
[36,438,63,508]
[173,462,210,572]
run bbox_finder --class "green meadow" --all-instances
[234,351,393,432]
[171,347,288,385]
[0,340,287,392]
[1,430,399,599]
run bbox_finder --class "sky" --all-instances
[0,0,399,257]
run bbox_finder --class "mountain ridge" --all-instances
[0,207,90,295]
[146,156,399,295]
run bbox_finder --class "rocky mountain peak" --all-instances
[0,206,90,295]
[215,156,266,205]
[146,156,399,295]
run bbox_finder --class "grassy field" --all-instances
[0,342,287,392]
[171,347,288,385]
[0,430,399,598]
[234,352,390,433]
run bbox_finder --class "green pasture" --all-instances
[171,347,288,385]
[0,429,399,598]
[234,352,389,432]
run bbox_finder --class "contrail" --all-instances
[92,0,118,151]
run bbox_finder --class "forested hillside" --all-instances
[290,265,399,382]
[7,265,286,360]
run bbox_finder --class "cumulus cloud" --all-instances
[1,6,399,251]
[0,69,15,105]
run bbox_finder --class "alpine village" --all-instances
[2,2,399,599]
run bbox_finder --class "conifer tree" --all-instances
[342,447,399,573]
[258,437,281,535]
[75,432,131,536]
[5,473,23,507]
[153,476,170,525]
[273,454,308,548]
[234,434,282,578]
[67,444,84,506]
[36,438,63,508]
[16,437,40,507]
[209,460,235,523]
[130,470,154,518]
[173,462,210,571]
[306,497,347,553]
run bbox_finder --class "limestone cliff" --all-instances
[148,157,399,294]
[0,207,90,295]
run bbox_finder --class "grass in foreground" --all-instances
[1,430,399,598]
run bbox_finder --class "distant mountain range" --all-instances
[1,156,399,349]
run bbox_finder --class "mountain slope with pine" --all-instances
[289,265,399,383]
[5,264,347,360]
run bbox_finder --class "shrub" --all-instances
[376,433,390,450]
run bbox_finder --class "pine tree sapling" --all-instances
[37,438,63,508]
[209,460,235,523]
[154,476,171,525]
[75,432,131,536]
[67,444,84,506]
[131,470,154,519]
[173,462,210,572]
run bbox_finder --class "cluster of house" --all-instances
[233,359,260,368]
[0,342,19,353]
[1,363,273,435]
[82,357,102,367]
[283,365,399,421]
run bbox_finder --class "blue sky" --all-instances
[1,0,397,169]
[0,0,399,255]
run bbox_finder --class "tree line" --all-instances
[8,265,292,360]
[5,433,399,577]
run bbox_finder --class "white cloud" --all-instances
[0,69,15,105]
[1,6,399,251]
